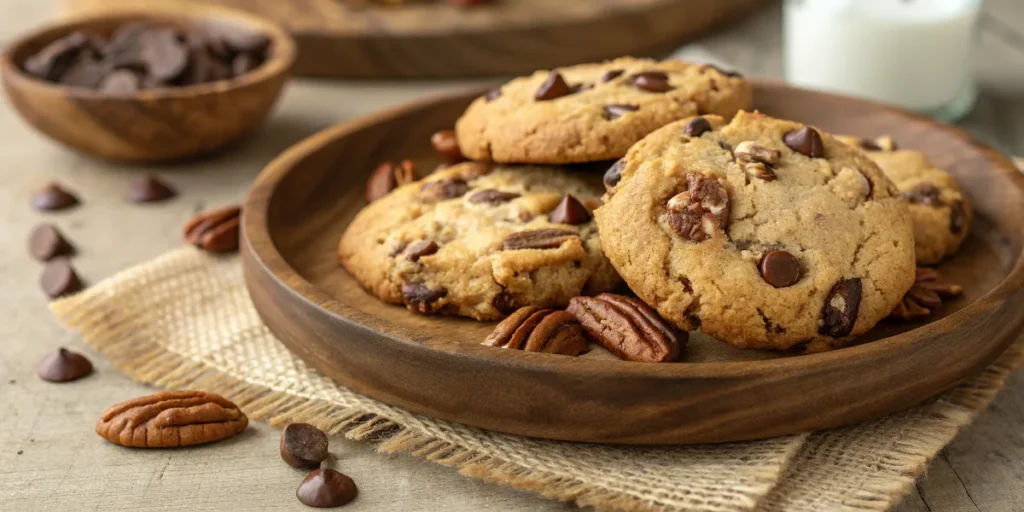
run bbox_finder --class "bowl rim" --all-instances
[0,4,297,100]
[241,80,1024,379]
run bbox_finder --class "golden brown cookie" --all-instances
[596,112,916,352]
[455,57,753,164]
[338,162,621,320]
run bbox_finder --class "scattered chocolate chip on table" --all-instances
[30,182,79,211]
[280,422,330,469]
[296,468,359,508]
[127,175,177,203]
[36,348,93,383]
[39,258,83,298]
[28,223,74,261]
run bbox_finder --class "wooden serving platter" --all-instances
[241,83,1024,445]
[63,0,769,78]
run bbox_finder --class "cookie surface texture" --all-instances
[455,57,753,164]
[596,111,916,352]
[339,162,621,321]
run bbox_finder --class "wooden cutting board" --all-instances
[62,0,770,78]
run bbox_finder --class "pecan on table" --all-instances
[96,390,248,448]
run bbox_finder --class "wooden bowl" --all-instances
[241,83,1024,445]
[0,6,296,162]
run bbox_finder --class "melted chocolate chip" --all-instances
[601,69,624,82]
[759,251,801,288]
[603,104,639,120]
[604,160,625,190]
[820,278,862,337]
[683,117,712,137]
[632,71,672,92]
[783,127,825,158]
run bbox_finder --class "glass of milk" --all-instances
[784,0,982,122]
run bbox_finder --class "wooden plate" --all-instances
[242,82,1024,445]
[63,0,769,78]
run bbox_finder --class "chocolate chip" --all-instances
[128,175,177,203]
[467,189,520,204]
[28,224,74,261]
[59,53,107,88]
[401,283,447,313]
[430,129,464,163]
[296,469,358,508]
[783,127,824,158]
[603,104,639,120]
[502,229,578,251]
[632,71,672,92]
[949,201,967,234]
[549,195,591,225]
[601,69,624,82]
[40,258,83,298]
[535,72,571,101]
[231,53,257,76]
[492,291,518,315]
[23,31,95,81]
[683,117,712,137]
[98,69,141,93]
[37,348,93,383]
[280,423,329,469]
[406,240,439,262]
[138,28,190,84]
[820,278,862,337]
[420,178,470,201]
[485,88,501,101]
[760,251,801,288]
[603,160,625,190]
[31,183,79,211]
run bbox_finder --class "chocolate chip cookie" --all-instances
[455,57,753,164]
[838,135,972,265]
[596,112,916,352]
[338,162,621,321]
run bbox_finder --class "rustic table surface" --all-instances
[1,1,1022,511]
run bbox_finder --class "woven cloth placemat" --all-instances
[51,159,1024,512]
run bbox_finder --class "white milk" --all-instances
[784,0,981,120]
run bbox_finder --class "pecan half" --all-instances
[96,390,248,448]
[663,172,730,242]
[365,160,416,203]
[502,229,578,250]
[566,293,686,363]
[183,205,241,253]
[483,306,589,356]
[889,268,963,321]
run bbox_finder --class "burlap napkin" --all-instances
[51,155,1024,511]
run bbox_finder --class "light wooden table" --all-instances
[1,1,1022,511]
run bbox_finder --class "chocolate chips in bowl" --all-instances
[22,22,271,92]
[0,8,297,162]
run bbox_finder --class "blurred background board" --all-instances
[61,0,770,78]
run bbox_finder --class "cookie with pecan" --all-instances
[596,111,916,352]
[338,162,620,320]
[455,57,752,164]
[838,135,973,264]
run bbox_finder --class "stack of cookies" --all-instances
[338,57,970,361]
